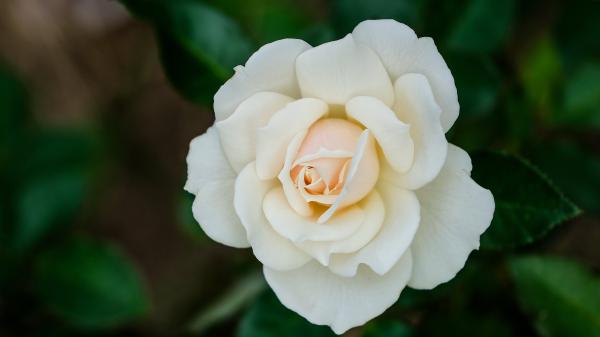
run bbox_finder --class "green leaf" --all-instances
[188,271,266,333]
[333,0,421,35]
[528,141,600,213]
[471,152,581,250]
[555,62,600,128]
[12,127,101,183]
[34,237,148,329]
[252,2,309,43]
[121,0,253,105]
[12,170,88,253]
[446,0,515,53]
[238,290,336,337]
[509,256,600,337]
[362,320,414,337]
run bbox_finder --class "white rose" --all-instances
[185,19,495,334]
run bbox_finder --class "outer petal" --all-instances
[382,73,447,190]
[346,96,414,173]
[297,191,385,266]
[184,127,249,248]
[216,92,294,172]
[296,34,394,106]
[214,39,311,121]
[264,251,413,335]
[263,187,365,243]
[256,98,328,180]
[234,163,311,270]
[328,185,420,277]
[353,20,459,131]
[409,144,494,289]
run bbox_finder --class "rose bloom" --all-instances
[185,20,495,334]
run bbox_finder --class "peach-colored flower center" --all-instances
[291,119,363,202]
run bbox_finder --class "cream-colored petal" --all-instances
[256,98,328,180]
[382,73,447,190]
[297,191,385,266]
[328,185,420,277]
[409,144,494,289]
[214,39,311,121]
[216,92,294,172]
[296,34,394,106]
[191,180,249,248]
[353,20,459,132]
[346,95,414,173]
[278,130,313,217]
[184,127,249,248]
[264,251,413,335]
[263,187,365,243]
[184,127,235,195]
[318,130,379,223]
[234,163,311,270]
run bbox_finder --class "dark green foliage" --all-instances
[238,290,336,337]
[34,237,148,329]
[509,256,600,337]
[471,152,581,249]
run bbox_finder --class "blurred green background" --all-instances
[0,0,598,336]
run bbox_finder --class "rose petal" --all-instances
[346,95,414,173]
[297,191,385,266]
[214,39,311,121]
[234,163,311,270]
[278,130,313,217]
[216,92,294,172]
[264,250,413,335]
[296,34,394,106]
[353,20,459,131]
[318,130,379,223]
[256,98,328,180]
[380,73,447,190]
[263,187,365,243]
[408,144,494,289]
[328,185,419,277]
[184,127,249,247]
[184,127,236,195]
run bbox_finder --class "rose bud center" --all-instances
[290,118,379,211]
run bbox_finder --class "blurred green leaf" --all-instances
[0,64,28,165]
[12,127,101,183]
[121,0,253,105]
[471,152,581,250]
[554,62,600,128]
[238,290,336,337]
[333,0,421,35]
[519,37,562,110]
[447,55,500,118]
[253,2,308,43]
[34,237,148,329]
[509,256,600,337]
[12,170,88,253]
[529,141,600,213]
[156,33,217,105]
[446,0,515,53]
[188,271,266,333]
[362,320,414,337]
